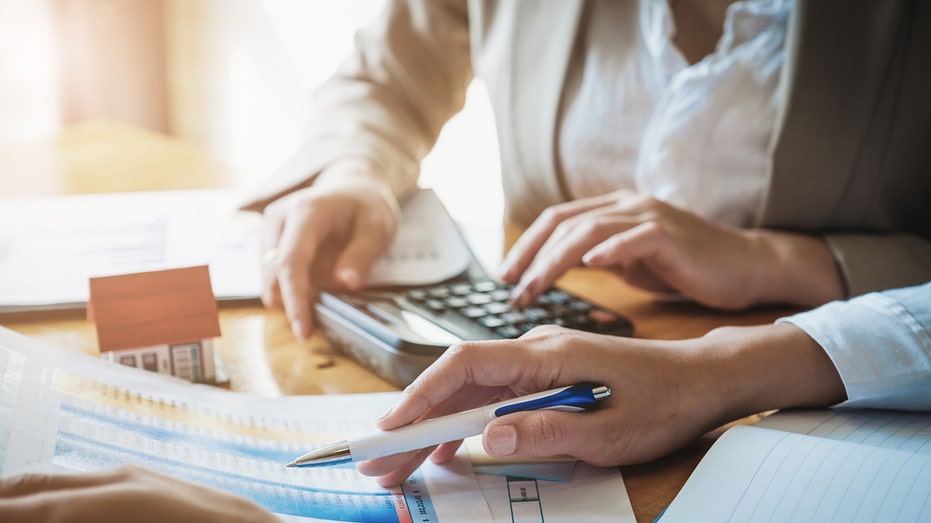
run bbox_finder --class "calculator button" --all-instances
[444,297,469,308]
[427,287,451,299]
[406,289,428,301]
[496,325,522,338]
[546,304,571,317]
[466,293,493,305]
[485,302,512,315]
[567,299,593,312]
[489,289,512,302]
[522,307,549,321]
[472,280,498,292]
[450,283,473,296]
[500,311,526,324]
[479,316,507,329]
[540,290,569,304]
[460,306,488,318]
[425,299,446,311]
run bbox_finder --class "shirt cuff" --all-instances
[777,283,931,411]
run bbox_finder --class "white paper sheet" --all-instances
[661,409,931,522]
[366,188,473,287]
[0,188,263,312]
[0,326,633,522]
[0,187,472,313]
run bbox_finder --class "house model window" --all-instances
[88,265,221,383]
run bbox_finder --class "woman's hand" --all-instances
[357,326,722,487]
[355,323,846,487]
[261,160,400,340]
[0,465,281,523]
[499,190,844,310]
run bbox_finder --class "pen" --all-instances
[286,383,611,467]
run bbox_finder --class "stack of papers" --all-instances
[0,326,634,522]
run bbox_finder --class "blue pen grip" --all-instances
[494,383,603,417]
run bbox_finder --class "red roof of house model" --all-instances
[88,265,221,352]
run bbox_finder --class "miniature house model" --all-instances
[88,265,220,382]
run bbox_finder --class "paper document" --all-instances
[0,326,632,522]
[0,188,263,312]
[661,409,931,522]
[366,188,473,287]
[0,187,473,313]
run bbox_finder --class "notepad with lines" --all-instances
[661,408,931,522]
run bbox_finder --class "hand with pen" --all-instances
[354,322,847,487]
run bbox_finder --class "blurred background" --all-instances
[0,0,503,233]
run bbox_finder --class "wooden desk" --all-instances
[0,120,799,522]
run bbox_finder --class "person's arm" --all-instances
[500,190,844,310]
[248,0,475,339]
[778,280,931,410]
[358,283,930,487]
[243,0,474,212]
[356,322,846,486]
[0,465,281,523]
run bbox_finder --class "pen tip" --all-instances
[286,461,297,467]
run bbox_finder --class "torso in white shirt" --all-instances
[557,0,793,227]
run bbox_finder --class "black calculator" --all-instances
[316,267,634,387]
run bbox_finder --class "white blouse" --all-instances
[558,0,793,227]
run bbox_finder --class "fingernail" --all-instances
[292,321,308,341]
[486,424,518,456]
[497,263,513,282]
[509,281,529,306]
[338,268,361,290]
[376,405,394,421]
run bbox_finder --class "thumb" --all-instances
[482,410,593,460]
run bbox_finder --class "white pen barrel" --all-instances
[349,406,492,461]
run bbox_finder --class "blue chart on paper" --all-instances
[52,399,438,523]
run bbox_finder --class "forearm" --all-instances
[746,229,845,308]
[698,323,847,426]
[243,0,472,212]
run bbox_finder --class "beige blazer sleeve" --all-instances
[762,0,931,297]
[243,0,473,211]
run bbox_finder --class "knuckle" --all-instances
[3,473,46,494]
[574,217,602,238]
[263,198,285,217]
[111,463,144,479]
[638,218,668,239]
[526,413,567,454]
[539,205,572,227]
[636,194,663,209]
[441,341,484,365]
